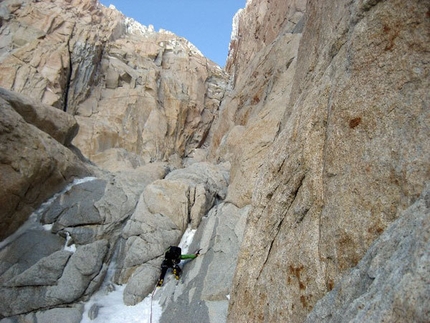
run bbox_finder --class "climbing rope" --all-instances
[149,283,158,323]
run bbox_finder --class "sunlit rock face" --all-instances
[0,0,228,169]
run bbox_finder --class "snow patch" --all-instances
[231,8,243,41]
[64,232,76,253]
[124,17,155,36]
[42,224,53,231]
[183,39,204,57]
[80,284,162,323]
[178,226,197,254]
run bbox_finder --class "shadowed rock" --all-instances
[306,185,430,323]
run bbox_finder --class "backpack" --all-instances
[165,246,181,261]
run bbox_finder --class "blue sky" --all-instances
[99,0,246,67]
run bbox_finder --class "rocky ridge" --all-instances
[0,0,429,322]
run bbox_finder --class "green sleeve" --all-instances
[180,254,197,260]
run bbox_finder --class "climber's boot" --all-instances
[173,266,181,280]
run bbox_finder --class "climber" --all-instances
[157,246,200,287]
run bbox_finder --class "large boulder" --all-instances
[0,87,78,146]
[40,163,169,245]
[46,240,109,304]
[158,162,230,229]
[4,250,72,287]
[0,236,108,317]
[41,179,106,231]
[122,260,161,306]
[0,230,66,287]
[0,92,90,241]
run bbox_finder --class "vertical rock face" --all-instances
[207,0,307,208]
[0,0,111,108]
[226,0,430,322]
[225,0,306,84]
